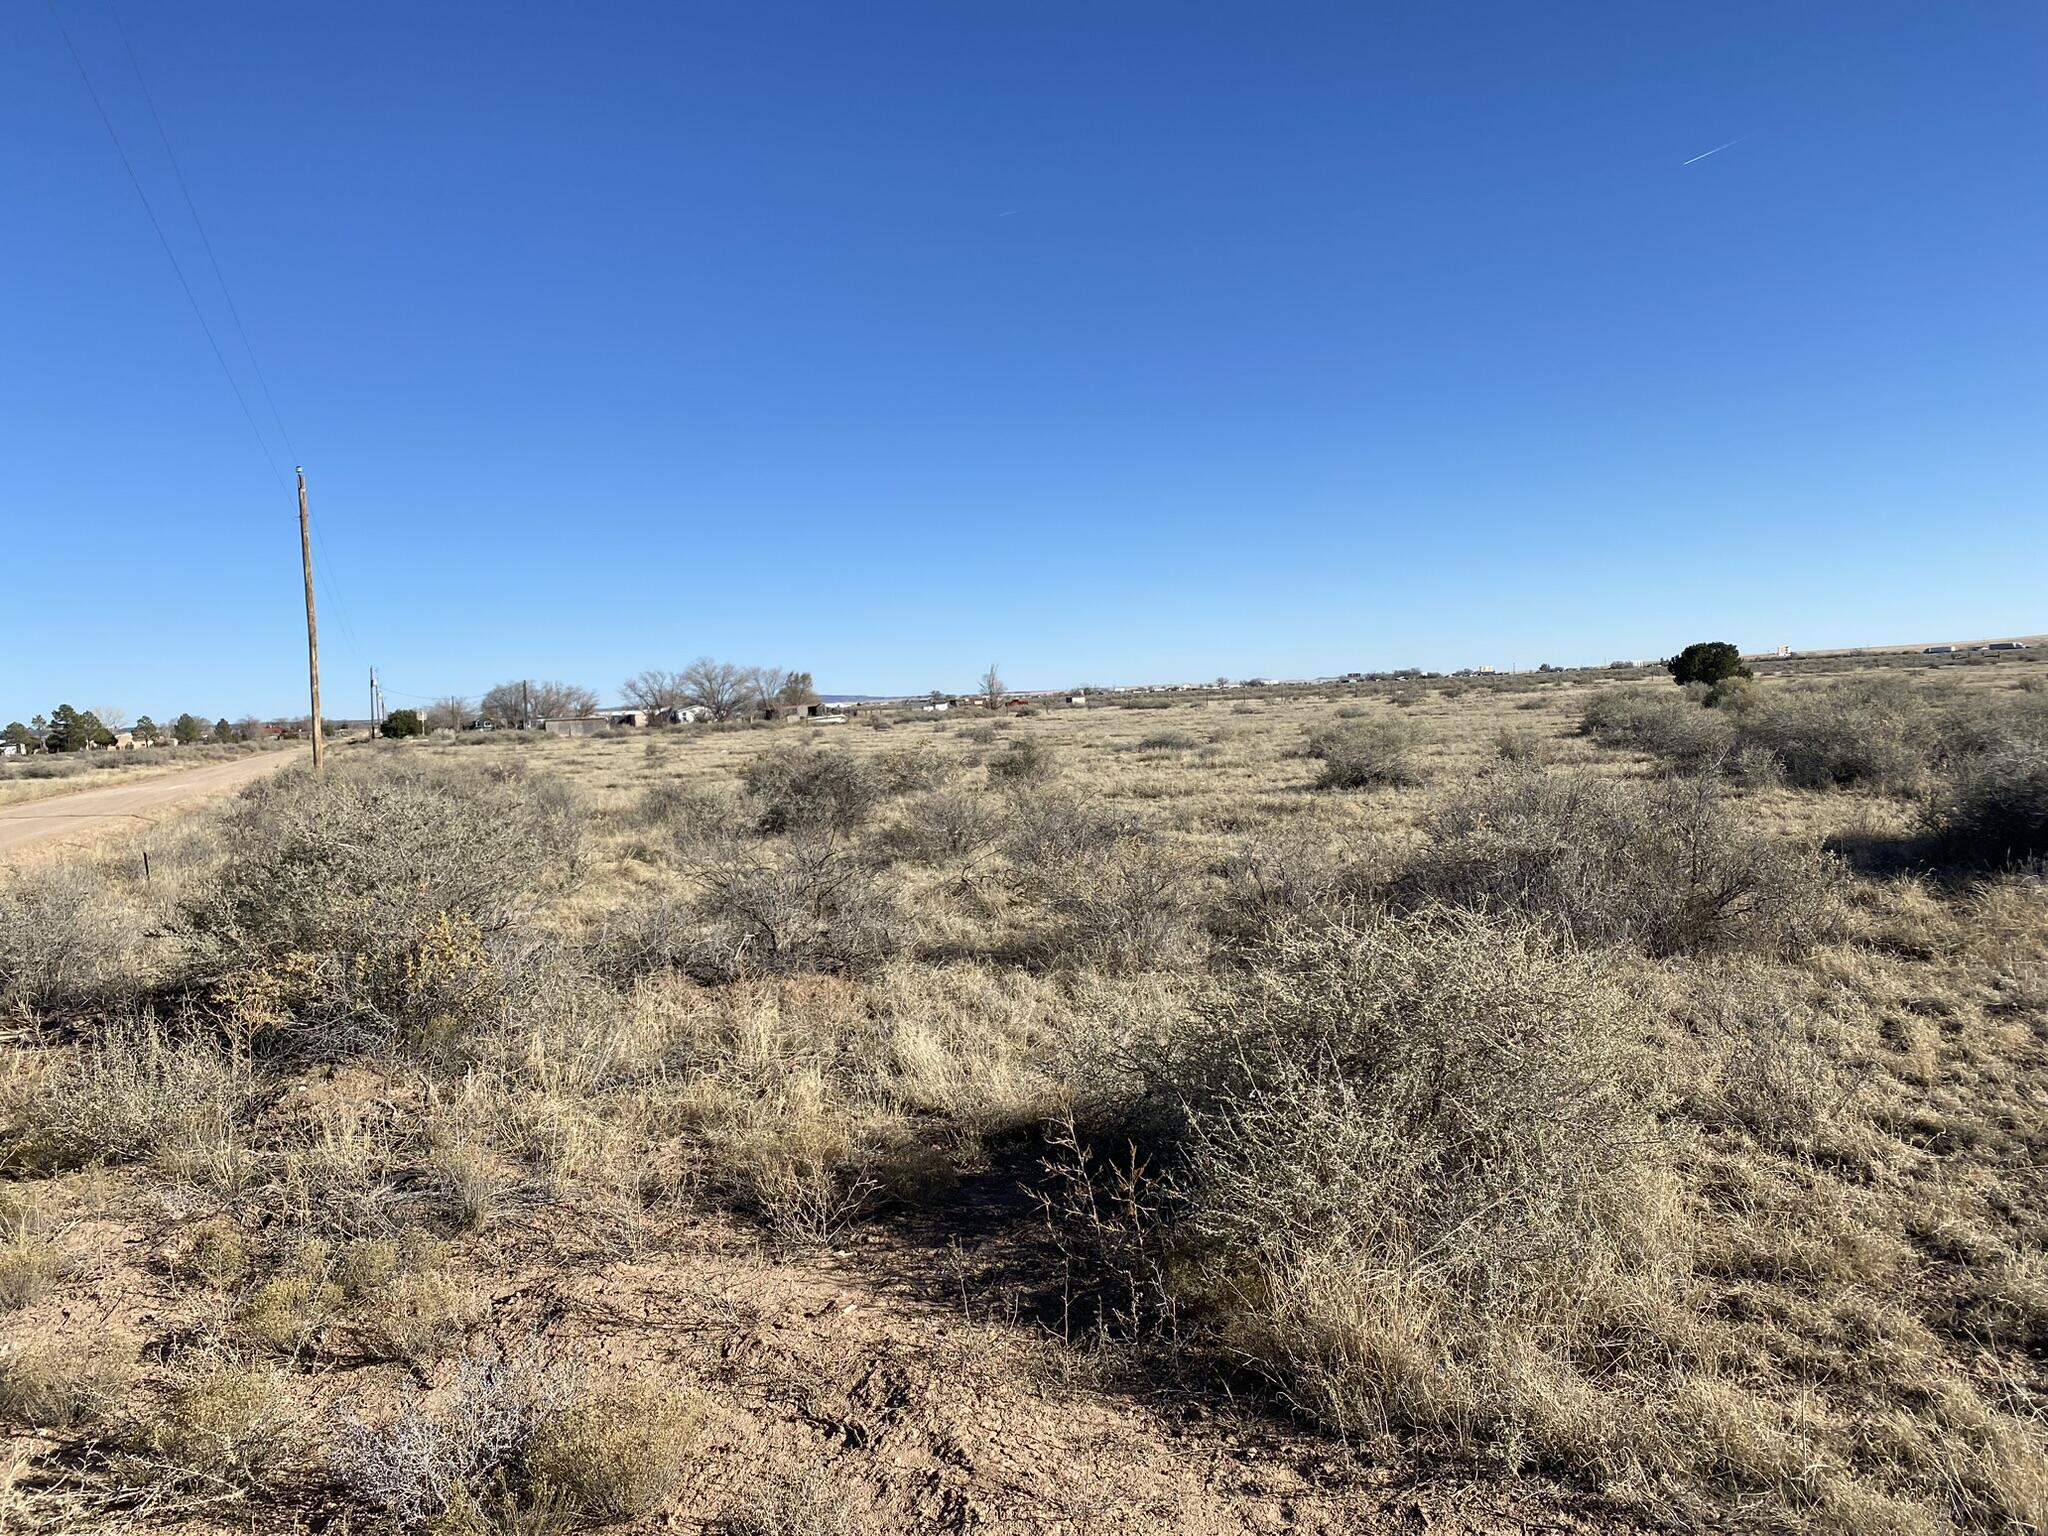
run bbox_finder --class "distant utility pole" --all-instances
[369,666,381,738]
[296,468,324,773]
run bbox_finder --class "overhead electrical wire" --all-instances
[108,0,298,467]
[44,0,286,492]
[51,0,373,672]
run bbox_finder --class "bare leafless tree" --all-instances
[980,664,1006,711]
[427,695,474,732]
[530,680,598,720]
[95,705,131,735]
[622,669,690,713]
[681,658,761,721]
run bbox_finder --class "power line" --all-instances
[44,0,287,492]
[64,3,375,676]
[107,0,298,466]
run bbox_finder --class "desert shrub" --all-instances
[7,1015,255,1176]
[124,1355,298,1492]
[1139,909,1674,1450]
[881,788,1003,867]
[1578,688,1732,766]
[1003,791,1141,876]
[333,1349,578,1531]
[1731,678,1932,790]
[871,743,951,793]
[1305,719,1424,790]
[0,1339,134,1429]
[1208,821,1382,944]
[988,734,1058,784]
[1401,767,1837,957]
[690,843,902,979]
[1926,739,2048,867]
[1030,836,1204,972]
[1492,726,1552,765]
[739,745,880,836]
[1137,730,1200,752]
[186,759,580,1055]
[632,780,738,846]
[522,1383,700,1522]
[0,864,141,1021]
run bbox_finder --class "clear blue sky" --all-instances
[4,1,2042,720]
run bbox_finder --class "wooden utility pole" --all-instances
[297,468,325,772]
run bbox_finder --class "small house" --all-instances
[541,717,608,737]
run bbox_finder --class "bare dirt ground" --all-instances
[0,750,305,862]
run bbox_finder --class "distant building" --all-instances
[541,717,608,737]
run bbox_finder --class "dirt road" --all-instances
[0,749,304,861]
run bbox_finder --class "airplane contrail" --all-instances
[1683,136,1749,166]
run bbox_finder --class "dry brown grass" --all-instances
[0,658,2043,1532]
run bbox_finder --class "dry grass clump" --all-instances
[186,758,580,1055]
[0,1338,135,1429]
[5,1014,254,1178]
[0,1202,67,1311]
[523,1382,702,1521]
[1306,718,1426,789]
[1401,767,1839,957]
[0,865,142,1021]
[1134,909,1677,1459]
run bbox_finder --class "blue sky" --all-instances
[4,1,2042,720]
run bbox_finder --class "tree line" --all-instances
[2,706,301,753]
[404,661,820,734]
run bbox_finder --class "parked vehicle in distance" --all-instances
[1923,645,1956,654]
[1987,641,2029,652]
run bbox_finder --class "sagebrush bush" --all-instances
[1731,678,1932,790]
[988,734,1058,784]
[333,1349,577,1531]
[187,760,580,1054]
[1578,688,1732,766]
[1035,836,1204,971]
[125,1355,298,1492]
[1927,739,2048,867]
[881,788,1003,867]
[1306,718,1425,789]
[690,842,902,979]
[1402,767,1838,957]
[740,745,880,836]
[1208,822,1382,943]
[1140,909,1675,1448]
